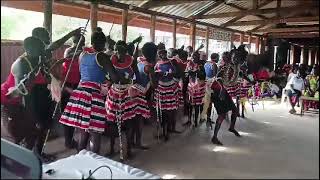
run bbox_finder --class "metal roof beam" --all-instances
[198,5,319,19]
[140,0,208,9]
[254,26,319,33]
[229,16,319,26]
[221,0,274,27]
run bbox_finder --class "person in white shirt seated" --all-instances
[285,70,305,114]
[287,65,298,83]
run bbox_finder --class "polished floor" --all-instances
[2,100,319,179]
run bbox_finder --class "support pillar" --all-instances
[230,32,234,50]
[43,0,53,43]
[190,20,196,49]
[274,46,278,70]
[260,37,266,54]
[205,26,209,57]
[315,49,319,65]
[290,45,295,64]
[255,36,260,54]
[240,33,244,45]
[150,15,156,43]
[173,18,176,48]
[287,49,290,64]
[248,34,252,53]
[122,9,128,42]
[301,46,309,65]
[308,48,313,66]
[90,2,98,33]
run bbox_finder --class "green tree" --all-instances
[1,14,21,39]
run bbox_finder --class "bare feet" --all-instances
[211,137,223,145]
[228,128,241,137]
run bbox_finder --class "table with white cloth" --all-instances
[42,150,160,179]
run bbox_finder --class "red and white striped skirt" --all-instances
[240,83,251,99]
[154,80,180,111]
[134,94,151,119]
[105,84,136,122]
[225,83,240,98]
[188,82,206,106]
[59,81,106,133]
[177,82,184,107]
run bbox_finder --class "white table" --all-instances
[42,150,160,179]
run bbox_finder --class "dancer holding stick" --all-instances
[59,27,122,154]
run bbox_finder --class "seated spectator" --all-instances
[287,65,298,83]
[285,70,305,114]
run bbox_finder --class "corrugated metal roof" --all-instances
[205,3,239,15]
[239,15,262,21]
[115,0,143,7]
[199,17,236,26]
[190,1,216,16]
[228,25,260,32]
[261,0,299,9]
[229,0,252,9]
[151,1,212,18]
[263,13,277,18]
[260,0,277,9]
[259,24,274,29]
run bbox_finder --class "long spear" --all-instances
[41,19,90,155]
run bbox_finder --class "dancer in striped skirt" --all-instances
[131,42,158,150]
[167,48,185,133]
[174,48,190,116]
[167,48,184,107]
[60,27,121,154]
[183,51,206,127]
[105,40,141,159]
[154,49,182,141]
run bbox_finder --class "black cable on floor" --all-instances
[84,165,113,180]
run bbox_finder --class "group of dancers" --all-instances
[1,26,251,161]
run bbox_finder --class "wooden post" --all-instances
[274,46,278,70]
[248,34,252,53]
[248,34,252,44]
[308,48,313,65]
[240,33,244,45]
[302,46,309,65]
[287,49,290,64]
[300,46,306,64]
[290,45,295,64]
[205,26,209,57]
[122,9,128,42]
[315,49,319,65]
[260,37,266,53]
[43,0,53,43]
[90,2,98,33]
[173,18,176,48]
[311,48,316,66]
[190,20,196,49]
[230,32,234,50]
[150,15,156,43]
[255,36,260,54]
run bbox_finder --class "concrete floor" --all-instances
[2,100,319,179]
